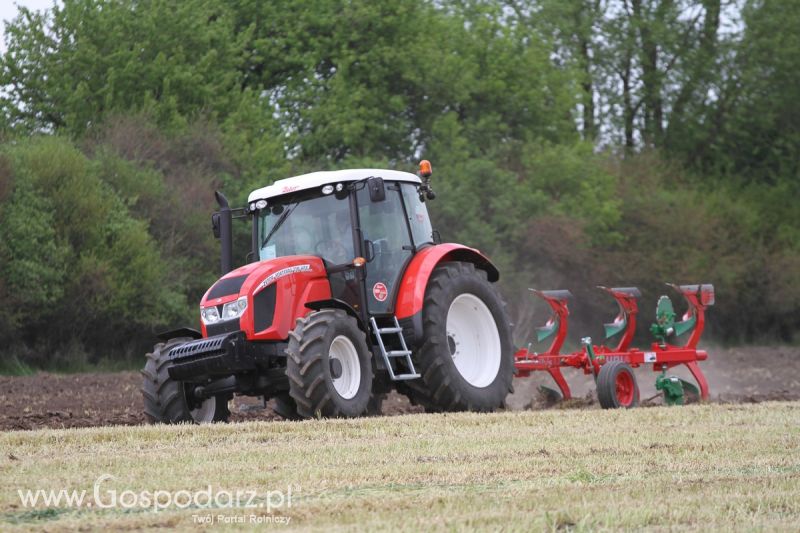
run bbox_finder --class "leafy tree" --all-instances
[0,0,248,135]
[702,0,800,182]
[0,174,69,331]
[0,0,799,366]
[0,137,188,364]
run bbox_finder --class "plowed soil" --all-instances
[1,345,797,431]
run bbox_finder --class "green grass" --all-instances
[1,402,799,531]
[0,355,37,377]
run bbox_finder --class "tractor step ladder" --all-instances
[370,316,420,381]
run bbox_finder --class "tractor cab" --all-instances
[246,169,435,318]
[143,162,513,424]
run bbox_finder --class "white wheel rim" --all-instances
[446,293,502,388]
[330,335,361,400]
[190,397,216,423]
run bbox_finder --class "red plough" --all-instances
[514,284,715,408]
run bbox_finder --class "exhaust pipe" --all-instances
[213,191,233,275]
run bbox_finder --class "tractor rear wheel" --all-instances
[596,361,640,409]
[401,262,514,412]
[286,309,374,418]
[141,338,230,424]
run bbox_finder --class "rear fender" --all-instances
[394,243,499,320]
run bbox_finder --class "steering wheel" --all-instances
[315,240,349,264]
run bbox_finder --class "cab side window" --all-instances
[400,183,434,246]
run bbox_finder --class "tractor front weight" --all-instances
[514,283,715,409]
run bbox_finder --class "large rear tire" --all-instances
[400,262,514,412]
[286,309,374,418]
[141,337,230,424]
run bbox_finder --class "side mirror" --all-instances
[367,177,385,202]
[211,213,221,239]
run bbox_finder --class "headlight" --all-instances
[222,296,248,320]
[201,296,247,325]
[200,305,221,325]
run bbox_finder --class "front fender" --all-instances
[394,243,499,319]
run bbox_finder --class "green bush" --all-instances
[0,137,189,366]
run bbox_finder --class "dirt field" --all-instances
[0,345,797,431]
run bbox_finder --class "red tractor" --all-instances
[142,162,514,423]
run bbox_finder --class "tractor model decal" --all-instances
[256,264,312,292]
[372,282,388,302]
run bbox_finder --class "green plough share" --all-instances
[649,295,696,344]
[656,369,701,406]
[537,317,558,342]
[650,294,702,405]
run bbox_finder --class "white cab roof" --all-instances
[248,168,421,202]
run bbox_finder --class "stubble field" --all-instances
[0,345,798,531]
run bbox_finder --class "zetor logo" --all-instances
[257,264,312,291]
[372,282,388,302]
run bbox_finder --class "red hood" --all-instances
[201,256,327,306]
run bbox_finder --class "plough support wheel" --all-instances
[597,361,639,409]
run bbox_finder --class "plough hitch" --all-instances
[515,283,715,408]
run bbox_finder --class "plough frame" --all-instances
[514,283,715,407]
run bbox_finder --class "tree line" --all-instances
[0,0,797,369]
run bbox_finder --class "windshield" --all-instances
[258,192,354,265]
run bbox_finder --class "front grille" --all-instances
[206,318,241,337]
[253,284,277,332]
[207,275,248,299]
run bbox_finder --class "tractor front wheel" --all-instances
[271,393,302,420]
[402,261,514,412]
[287,309,374,418]
[141,338,230,424]
[596,361,640,409]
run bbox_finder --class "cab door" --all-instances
[356,182,414,314]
